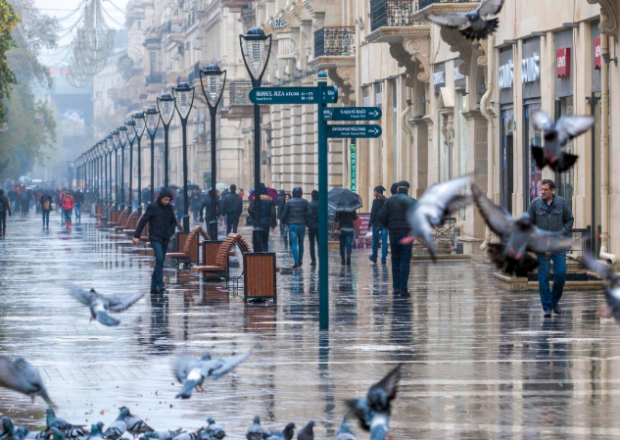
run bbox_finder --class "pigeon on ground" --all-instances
[265,423,295,440]
[424,0,504,40]
[245,416,265,440]
[582,252,620,323]
[87,423,106,440]
[49,429,67,440]
[9,427,28,440]
[335,418,356,440]
[140,430,184,440]
[174,351,252,399]
[67,284,145,327]
[296,422,314,440]
[531,110,594,172]
[103,407,129,440]
[345,364,402,440]
[472,184,573,276]
[401,175,471,260]
[120,408,153,439]
[0,417,15,440]
[172,430,202,440]
[202,419,225,440]
[0,357,54,407]
[46,409,87,439]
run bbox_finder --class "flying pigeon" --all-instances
[202,419,225,440]
[140,430,184,440]
[424,0,504,40]
[46,409,86,439]
[67,284,144,327]
[472,184,573,276]
[582,252,620,323]
[296,421,314,440]
[531,110,594,172]
[265,423,295,440]
[335,418,357,440]
[173,351,252,399]
[401,175,472,260]
[103,407,130,440]
[0,357,54,407]
[245,416,265,440]
[87,423,106,440]
[345,364,402,440]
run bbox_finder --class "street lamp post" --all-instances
[106,135,115,205]
[132,112,147,215]
[173,81,195,232]
[145,107,160,207]
[200,63,227,240]
[157,93,176,189]
[112,130,120,208]
[118,126,128,210]
[97,143,103,202]
[125,120,137,213]
[240,28,272,252]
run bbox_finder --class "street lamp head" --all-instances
[158,93,176,125]
[200,64,227,107]
[106,135,114,153]
[112,130,120,148]
[125,120,136,142]
[240,28,272,80]
[173,82,195,119]
[118,125,128,145]
[145,106,160,136]
[132,112,147,138]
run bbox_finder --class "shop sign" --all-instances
[521,52,540,84]
[594,36,602,70]
[350,143,356,192]
[499,59,514,89]
[556,48,571,78]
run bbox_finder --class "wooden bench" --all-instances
[107,208,128,227]
[166,226,211,267]
[191,233,251,280]
[114,211,137,232]
[122,212,143,235]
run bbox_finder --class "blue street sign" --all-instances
[326,124,382,138]
[249,86,338,105]
[323,107,382,121]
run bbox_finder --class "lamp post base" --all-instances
[183,215,190,233]
[252,227,263,253]
[208,220,218,240]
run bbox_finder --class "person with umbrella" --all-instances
[329,188,362,266]
[248,183,277,252]
[281,186,310,268]
[40,192,53,229]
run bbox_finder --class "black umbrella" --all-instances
[328,188,362,212]
[36,185,55,195]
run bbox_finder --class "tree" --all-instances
[0,0,19,124]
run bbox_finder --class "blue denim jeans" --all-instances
[339,229,355,254]
[537,252,567,312]
[289,224,306,265]
[151,241,168,290]
[63,209,72,223]
[42,211,49,227]
[389,231,413,292]
[371,226,388,261]
[74,204,82,220]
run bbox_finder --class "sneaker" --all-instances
[392,289,400,296]
[544,311,552,318]
[553,304,562,315]
[369,255,377,264]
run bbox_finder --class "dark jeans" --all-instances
[339,229,354,255]
[151,241,168,290]
[226,214,240,234]
[0,211,6,235]
[389,231,413,292]
[75,204,82,220]
[261,227,271,252]
[280,221,288,240]
[63,209,72,223]
[289,224,306,265]
[371,226,388,261]
[308,228,318,262]
[42,211,50,227]
[537,252,567,312]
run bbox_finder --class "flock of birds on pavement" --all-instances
[0,0,617,439]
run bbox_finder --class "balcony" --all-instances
[221,81,255,120]
[222,0,254,13]
[314,27,356,57]
[370,0,480,32]
[146,72,165,87]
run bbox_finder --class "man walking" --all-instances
[0,189,11,237]
[142,185,152,209]
[248,183,277,252]
[527,179,574,317]
[189,189,202,222]
[369,185,388,265]
[133,189,181,293]
[222,184,243,234]
[281,187,309,268]
[41,193,52,229]
[200,189,219,231]
[307,190,319,266]
[379,181,416,296]
[74,189,84,222]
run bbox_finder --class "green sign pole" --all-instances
[318,73,329,331]
[350,140,356,192]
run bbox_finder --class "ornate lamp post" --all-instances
[173,81,195,232]
[118,125,128,209]
[106,134,114,204]
[125,120,137,212]
[112,129,120,208]
[98,142,105,202]
[200,63,227,240]
[240,28,272,251]
[132,112,147,215]
[145,106,160,206]
[157,93,176,189]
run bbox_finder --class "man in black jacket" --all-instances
[281,186,309,268]
[248,183,277,252]
[369,185,387,264]
[200,189,219,229]
[307,190,319,266]
[0,189,11,237]
[133,189,181,293]
[74,189,84,222]
[222,184,243,234]
[379,181,416,295]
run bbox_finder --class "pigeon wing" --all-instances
[471,184,515,239]
[418,175,471,221]
[0,358,21,392]
[556,116,595,145]
[424,12,469,28]
[66,284,94,306]
[344,399,372,431]
[367,364,401,411]
[478,0,505,17]
[528,229,573,255]
[531,111,555,132]
[203,351,251,380]
[173,355,198,383]
[104,292,145,313]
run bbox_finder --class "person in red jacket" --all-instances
[62,192,75,226]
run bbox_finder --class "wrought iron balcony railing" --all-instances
[314,27,356,58]
[370,0,480,32]
[229,81,253,106]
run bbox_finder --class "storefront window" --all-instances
[524,104,542,206]
[500,108,514,213]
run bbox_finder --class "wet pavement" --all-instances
[1,210,620,439]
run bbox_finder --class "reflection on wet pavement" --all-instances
[1,212,619,439]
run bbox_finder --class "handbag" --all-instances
[330,221,341,239]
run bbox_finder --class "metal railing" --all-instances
[229,81,253,105]
[314,27,356,57]
[370,0,481,31]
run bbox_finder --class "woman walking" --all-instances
[335,209,357,266]
[61,192,75,226]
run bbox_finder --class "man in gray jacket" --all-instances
[281,187,309,268]
[527,179,574,317]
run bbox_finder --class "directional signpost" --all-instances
[250,74,382,331]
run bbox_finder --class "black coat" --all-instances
[222,192,243,217]
[335,211,357,229]
[134,199,177,246]
[369,196,386,228]
[307,199,319,229]
[378,193,416,233]
[248,195,277,229]
[200,195,220,220]
[281,197,309,226]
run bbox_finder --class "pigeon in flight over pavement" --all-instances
[67,284,144,327]
[345,364,402,440]
[531,110,594,172]
[582,252,620,323]
[173,351,251,399]
[424,0,504,40]
[0,357,54,407]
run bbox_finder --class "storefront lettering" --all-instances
[433,71,445,85]
[556,48,570,78]
[594,36,602,70]
[499,59,513,89]
[521,52,540,84]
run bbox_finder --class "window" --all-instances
[150,51,157,74]
[375,82,382,108]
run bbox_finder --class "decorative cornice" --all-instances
[403,37,431,83]
[440,26,476,75]
[587,0,619,39]
[307,55,356,103]
[477,40,488,67]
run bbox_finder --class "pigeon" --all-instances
[103,407,129,440]
[472,184,573,276]
[201,419,225,440]
[424,0,504,40]
[531,110,594,172]
[582,252,620,323]
[0,357,54,407]
[345,364,401,440]
[245,416,265,440]
[296,422,314,440]
[174,351,252,399]
[87,423,106,440]
[335,418,356,440]
[46,409,87,439]
[49,429,67,440]
[67,284,145,327]
[402,175,472,260]
[0,417,15,440]
[121,408,153,439]
[140,430,184,440]
[172,431,202,440]
[265,423,295,440]
[10,427,29,440]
